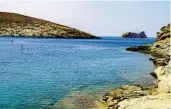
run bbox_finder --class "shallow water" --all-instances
[0,37,155,109]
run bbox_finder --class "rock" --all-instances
[0,12,99,39]
[157,24,170,41]
[153,62,170,93]
[149,57,170,66]
[153,58,169,66]
[100,84,170,109]
[122,31,147,38]
[149,58,155,61]
[126,44,151,53]
[53,92,97,109]
[101,85,153,108]
[150,72,157,78]
[116,94,170,109]
[40,99,54,108]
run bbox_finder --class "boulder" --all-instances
[126,44,151,53]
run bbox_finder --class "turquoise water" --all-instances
[0,37,155,109]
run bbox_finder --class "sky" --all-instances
[0,0,170,37]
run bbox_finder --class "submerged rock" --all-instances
[122,31,147,38]
[53,92,97,109]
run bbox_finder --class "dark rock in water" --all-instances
[150,72,157,78]
[122,31,147,38]
[0,12,99,39]
[149,58,155,61]
[126,44,151,53]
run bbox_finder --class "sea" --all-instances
[0,37,156,109]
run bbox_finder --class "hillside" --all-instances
[0,12,97,39]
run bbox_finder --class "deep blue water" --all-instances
[0,37,156,109]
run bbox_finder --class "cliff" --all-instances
[95,24,170,109]
[0,12,98,39]
[122,31,147,38]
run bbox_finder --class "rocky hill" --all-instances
[0,12,98,39]
[95,24,170,109]
[122,31,147,38]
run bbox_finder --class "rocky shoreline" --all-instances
[95,24,170,109]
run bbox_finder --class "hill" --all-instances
[0,12,98,39]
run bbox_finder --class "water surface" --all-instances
[0,37,155,109]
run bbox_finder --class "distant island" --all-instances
[122,31,147,38]
[0,12,98,39]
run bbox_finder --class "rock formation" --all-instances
[0,12,98,39]
[122,31,147,38]
[96,24,170,109]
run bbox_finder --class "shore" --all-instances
[95,24,170,109]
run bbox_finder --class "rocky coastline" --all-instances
[0,12,98,39]
[96,24,170,109]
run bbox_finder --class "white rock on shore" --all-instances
[116,94,170,109]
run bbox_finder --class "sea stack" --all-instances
[0,12,98,39]
[122,31,147,38]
